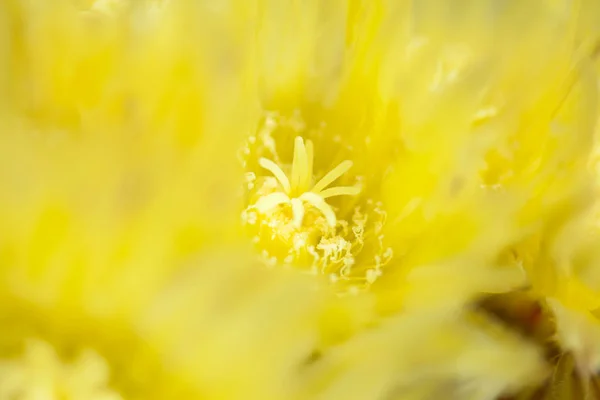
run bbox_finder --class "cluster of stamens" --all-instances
[241,111,393,292]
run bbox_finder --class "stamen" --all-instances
[259,157,291,194]
[312,160,354,193]
[291,198,305,228]
[300,192,337,227]
[291,136,309,194]
[319,186,361,199]
[254,192,290,213]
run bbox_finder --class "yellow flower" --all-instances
[2,0,599,399]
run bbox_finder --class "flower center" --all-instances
[252,136,360,228]
[241,111,393,293]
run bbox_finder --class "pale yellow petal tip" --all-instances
[0,339,122,400]
[547,298,600,374]
[305,310,546,400]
